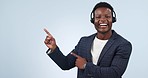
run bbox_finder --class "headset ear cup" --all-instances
[90,18,94,24]
[112,17,116,23]
[112,11,117,23]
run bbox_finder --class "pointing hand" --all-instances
[71,52,87,69]
[44,28,57,51]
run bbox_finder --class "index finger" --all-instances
[44,28,52,36]
[70,52,81,58]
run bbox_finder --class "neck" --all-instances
[97,30,112,40]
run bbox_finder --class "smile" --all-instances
[99,23,108,28]
[100,23,107,26]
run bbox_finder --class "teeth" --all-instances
[100,24,107,25]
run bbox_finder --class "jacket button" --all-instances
[87,74,91,76]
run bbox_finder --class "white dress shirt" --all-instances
[91,37,108,65]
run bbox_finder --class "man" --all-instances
[44,2,132,78]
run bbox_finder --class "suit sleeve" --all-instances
[47,38,82,70]
[47,47,76,70]
[84,42,132,78]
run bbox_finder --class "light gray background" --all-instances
[0,0,147,78]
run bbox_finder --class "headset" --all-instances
[90,2,117,24]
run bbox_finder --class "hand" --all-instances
[71,52,87,69]
[44,28,57,51]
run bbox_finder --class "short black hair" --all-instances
[92,2,114,13]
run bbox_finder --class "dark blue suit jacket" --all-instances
[47,30,132,78]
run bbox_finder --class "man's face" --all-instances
[94,7,113,34]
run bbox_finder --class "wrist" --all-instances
[46,46,57,54]
[51,45,57,51]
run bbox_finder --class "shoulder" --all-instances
[113,30,132,47]
[75,33,96,46]
[80,33,96,41]
[82,33,97,39]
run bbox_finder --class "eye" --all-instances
[95,16,101,19]
[105,15,111,18]
[95,16,101,18]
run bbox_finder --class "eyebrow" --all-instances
[95,12,112,16]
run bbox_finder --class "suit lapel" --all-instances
[97,30,118,64]
[85,33,96,62]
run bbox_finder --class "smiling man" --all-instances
[44,2,132,78]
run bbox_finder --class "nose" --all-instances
[99,16,107,23]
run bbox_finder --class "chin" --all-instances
[98,30,111,34]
